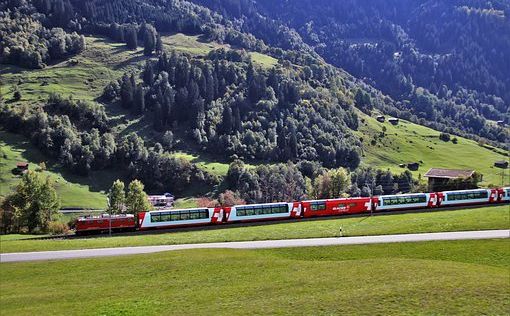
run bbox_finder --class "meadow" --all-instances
[0,239,508,315]
[358,113,509,186]
[1,205,507,253]
[0,130,108,208]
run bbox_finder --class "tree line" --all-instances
[0,95,218,195]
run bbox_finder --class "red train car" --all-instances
[301,197,372,218]
[75,214,136,234]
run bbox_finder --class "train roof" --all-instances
[301,197,370,203]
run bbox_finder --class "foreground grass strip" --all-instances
[0,239,509,315]
[1,205,508,253]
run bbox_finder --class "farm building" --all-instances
[388,118,399,125]
[494,160,508,169]
[424,168,478,192]
[15,162,29,173]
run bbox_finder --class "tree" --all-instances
[125,180,152,215]
[108,180,125,214]
[328,168,351,198]
[218,190,245,206]
[125,26,138,49]
[143,24,157,55]
[0,171,60,233]
[156,33,163,54]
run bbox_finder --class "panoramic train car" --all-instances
[438,188,497,207]
[372,193,435,211]
[137,207,223,230]
[300,197,372,218]
[75,214,136,234]
[224,202,301,223]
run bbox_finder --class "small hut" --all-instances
[16,162,29,173]
[388,118,399,125]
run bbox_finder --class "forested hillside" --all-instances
[192,0,510,143]
[0,0,508,205]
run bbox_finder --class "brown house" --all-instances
[424,168,477,192]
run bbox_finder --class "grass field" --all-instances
[1,205,507,253]
[0,37,142,103]
[0,239,508,315]
[161,33,278,68]
[0,130,108,208]
[359,113,509,186]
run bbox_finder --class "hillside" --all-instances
[0,131,108,208]
[193,0,510,144]
[358,113,509,186]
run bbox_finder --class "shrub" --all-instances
[48,221,69,235]
[13,89,22,101]
[439,132,451,142]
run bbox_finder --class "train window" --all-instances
[236,204,288,216]
[151,209,210,222]
[311,202,326,211]
[446,191,488,201]
[382,195,427,205]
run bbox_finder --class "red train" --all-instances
[76,187,510,234]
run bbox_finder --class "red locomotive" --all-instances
[75,187,509,234]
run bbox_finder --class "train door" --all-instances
[489,189,497,203]
[435,192,444,207]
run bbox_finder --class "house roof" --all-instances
[424,168,475,179]
[16,162,29,168]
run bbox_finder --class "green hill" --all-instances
[1,33,507,208]
[0,131,109,208]
[358,113,509,187]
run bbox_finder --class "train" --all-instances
[75,187,510,234]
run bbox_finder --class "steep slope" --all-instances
[191,0,510,144]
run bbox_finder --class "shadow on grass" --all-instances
[0,130,124,194]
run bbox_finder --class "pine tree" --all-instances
[125,26,138,49]
[155,33,163,54]
[134,85,145,115]
[120,74,134,108]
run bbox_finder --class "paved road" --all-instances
[1,230,508,263]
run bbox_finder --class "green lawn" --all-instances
[0,130,109,208]
[1,239,508,315]
[1,205,507,253]
[359,113,509,186]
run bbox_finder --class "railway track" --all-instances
[26,203,507,241]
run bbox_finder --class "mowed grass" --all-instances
[1,239,508,315]
[359,113,509,186]
[1,205,507,253]
[0,131,108,208]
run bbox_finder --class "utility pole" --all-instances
[107,197,112,237]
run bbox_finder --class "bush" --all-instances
[439,132,451,142]
[13,89,22,101]
[48,221,69,235]
[452,137,458,144]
